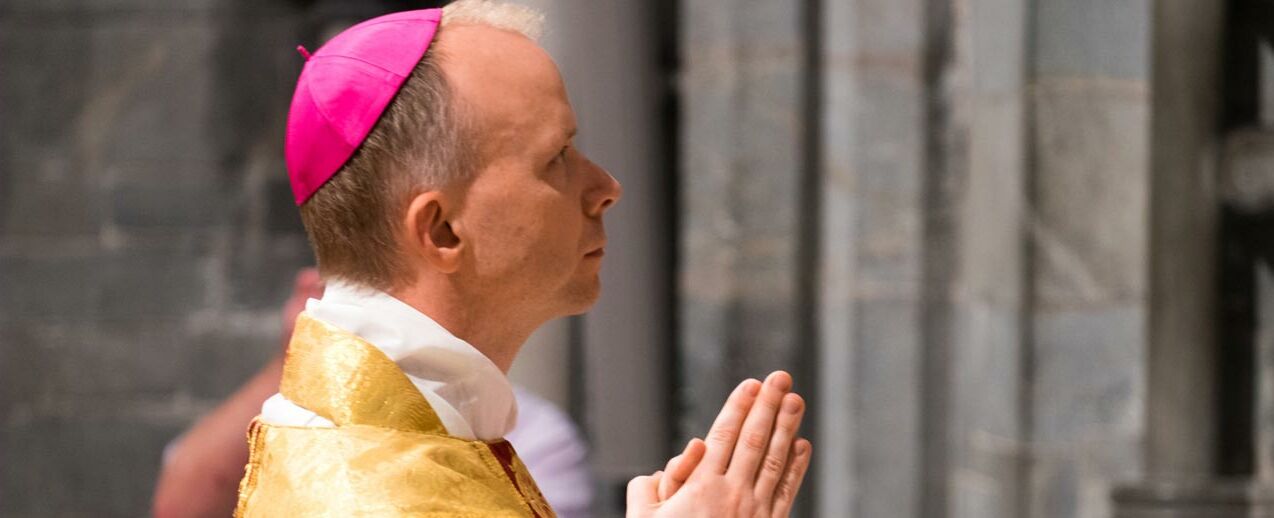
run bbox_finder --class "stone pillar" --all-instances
[1026,0,1152,516]
[1144,0,1223,480]
[814,0,1033,516]
[677,0,812,442]
[940,0,1032,516]
[1108,0,1274,516]
[813,0,929,515]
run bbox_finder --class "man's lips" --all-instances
[584,246,606,258]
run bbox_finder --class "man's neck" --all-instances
[388,282,536,373]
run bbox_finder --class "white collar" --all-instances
[303,280,518,441]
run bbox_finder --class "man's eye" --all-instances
[552,147,568,165]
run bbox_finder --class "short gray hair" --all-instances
[443,0,544,40]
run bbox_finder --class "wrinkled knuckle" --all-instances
[762,454,786,475]
[708,427,738,446]
[743,430,769,451]
[760,397,781,413]
[778,415,803,432]
[774,478,794,502]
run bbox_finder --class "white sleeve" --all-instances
[259,393,335,427]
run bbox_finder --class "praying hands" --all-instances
[627,372,812,517]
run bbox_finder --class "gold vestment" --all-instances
[235,314,554,517]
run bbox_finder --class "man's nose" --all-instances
[587,161,622,217]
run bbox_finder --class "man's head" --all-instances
[295,1,621,326]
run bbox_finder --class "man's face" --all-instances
[438,25,622,320]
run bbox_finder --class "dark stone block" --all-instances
[0,323,51,415]
[0,320,190,401]
[0,254,105,320]
[184,319,279,400]
[0,21,93,163]
[264,177,304,235]
[0,159,108,238]
[0,415,184,518]
[98,247,211,320]
[1113,479,1274,518]
[223,232,313,310]
[207,12,303,162]
[87,19,222,165]
[1032,307,1144,443]
[1,11,225,164]
[1034,0,1149,80]
[108,161,229,230]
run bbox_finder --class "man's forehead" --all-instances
[436,24,572,142]
[435,25,561,92]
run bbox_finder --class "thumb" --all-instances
[657,454,682,501]
[626,472,663,515]
[659,438,706,500]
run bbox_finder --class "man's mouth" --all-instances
[585,245,606,258]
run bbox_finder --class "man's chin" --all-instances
[558,280,602,316]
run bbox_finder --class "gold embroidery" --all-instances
[236,314,556,517]
[280,314,447,434]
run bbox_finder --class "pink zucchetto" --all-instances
[284,9,443,205]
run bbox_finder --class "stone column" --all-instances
[939,0,1032,516]
[813,0,930,515]
[677,0,813,442]
[815,0,1034,516]
[1144,0,1223,480]
[1108,0,1274,516]
[1026,0,1153,516]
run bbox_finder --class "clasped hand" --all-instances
[627,371,811,518]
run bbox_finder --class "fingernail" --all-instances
[782,395,802,414]
[741,379,760,396]
[767,371,792,391]
[796,441,810,455]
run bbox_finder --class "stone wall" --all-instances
[676,0,1166,517]
[0,1,315,515]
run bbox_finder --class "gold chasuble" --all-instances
[236,315,555,517]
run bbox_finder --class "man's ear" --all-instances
[404,191,463,274]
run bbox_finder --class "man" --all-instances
[236,1,812,516]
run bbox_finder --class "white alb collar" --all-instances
[303,281,518,440]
